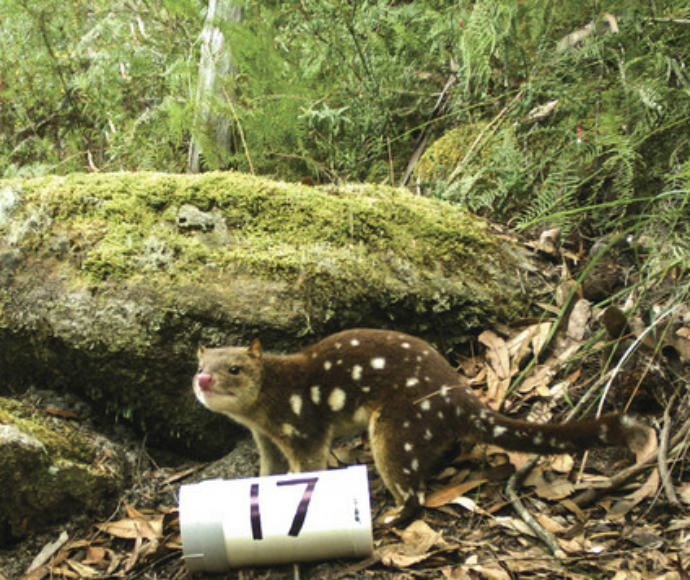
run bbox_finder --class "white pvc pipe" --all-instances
[179,465,373,572]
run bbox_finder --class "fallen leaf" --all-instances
[490,516,536,537]
[530,323,553,360]
[550,454,574,473]
[558,498,585,522]
[96,514,163,542]
[65,559,100,578]
[536,513,568,534]
[566,298,591,341]
[479,330,511,405]
[82,546,107,566]
[534,478,575,500]
[534,227,561,255]
[398,520,447,551]
[49,566,79,579]
[425,479,487,508]
[467,561,511,580]
[378,520,447,568]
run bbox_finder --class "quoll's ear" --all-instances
[197,343,206,358]
[248,338,263,358]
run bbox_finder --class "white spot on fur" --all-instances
[361,386,371,392]
[282,423,301,438]
[334,342,342,349]
[403,421,411,428]
[599,423,609,442]
[411,458,419,471]
[370,357,386,370]
[621,415,636,428]
[395,484,411,501]
[323,360,332,371]
[401,342,410,349]
[290,394,302,416]
[328,388,347,412]
[353,405,369,426]
[424,429,433,440]
[533,432,543,445]
[417,491,425,505]
[455,405,462,416]
[310,386,321,404]
[420,399,431,411]
[351,364,363,381]
[402,468,411,475]
[406,377,419,388]
[492,425,507,438]
[439,385,450,397]
[437,411,444,419]
[404,442,414,452]
[350,338,360,347]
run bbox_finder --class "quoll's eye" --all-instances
[229,365,241,375]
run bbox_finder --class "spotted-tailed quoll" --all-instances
[193,328,649,523]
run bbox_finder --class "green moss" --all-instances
[414,124,485,182]
[1,171,519,324]
[0,397,93,464]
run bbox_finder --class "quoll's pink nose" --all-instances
[197,372,214,392]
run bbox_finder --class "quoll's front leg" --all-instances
[252,430,289,476]
[282,426,335,473]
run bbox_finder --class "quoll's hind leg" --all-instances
[369,405,453,525]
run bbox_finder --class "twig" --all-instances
[23,530,69,577]
[506,456,565,557]
[658,395,681,508]
[505,396,588,556]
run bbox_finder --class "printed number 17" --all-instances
[250,477,319,540]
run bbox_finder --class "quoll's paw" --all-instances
[375,503,419,527]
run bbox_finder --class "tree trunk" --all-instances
[187,0,242,173]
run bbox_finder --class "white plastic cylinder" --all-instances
[179,465,373,572]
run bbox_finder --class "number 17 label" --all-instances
[250,477,319,540]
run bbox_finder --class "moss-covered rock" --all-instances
[0,397,128,544]
[0,172,534,456]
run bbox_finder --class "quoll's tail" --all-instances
[474,410,649,454]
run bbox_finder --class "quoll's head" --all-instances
[194,339,264,415]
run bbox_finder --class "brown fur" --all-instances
[194,329,648,522]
